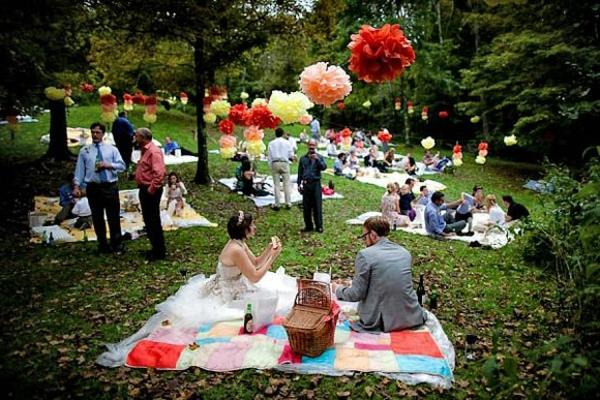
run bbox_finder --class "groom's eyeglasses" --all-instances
[358,231,371,240]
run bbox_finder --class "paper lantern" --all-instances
[504,135,518,146]
[470,116,480,124]
[44,87,65,101]
[475,155,487,165]
[243,105,280,129]
[219,119,235,135]
[251,98,267,108]
[179,92,188,105]
[228,103,249,126]
[394,98,402,111]
[240,91,249,100]
[348,23,415,83]
[421,106,429,121]
[298,114,313,125]
[362,100,372,108]
[439,110,449,119]
[210,99,231,118]
[267,91,313,125]
[407,101,414,115]
[421,136,435,150]
[299,62,352,106]
[123,93,133,111]
[336,101,345,110]
[203,112,217,124]
[377,129,392,143]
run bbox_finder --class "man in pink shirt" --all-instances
[134,128,166,261]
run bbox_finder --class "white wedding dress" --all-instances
[96,260,298,367]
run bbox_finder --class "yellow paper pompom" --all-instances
[267,90,314,125]
[240,91,249,100]
[64,96,75,107]
[362,100,372,108]
[101,111,117,123]
[203,112,217,124]
[44,87,65,101]
[143,113,157,123]
[452,158,463,167]
[421,136,435,150]
[475,155,486,165]
[124,103,133,111]
[220,147,237,159]
[470,116,480,124]
[504,135,518,146]
[246,140,266,157]
[251,98,267,108]
[209,100,231,118]
[98,86,112,96]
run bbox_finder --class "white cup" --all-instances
[175,149,182,157]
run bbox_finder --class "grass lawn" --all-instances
[0,105,570,399]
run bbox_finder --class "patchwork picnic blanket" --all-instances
[29,189,217,244]
[218,177,344,208]
[124,310,454,388]
[346,210,510,249]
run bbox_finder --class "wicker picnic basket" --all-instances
[283,279,340,357]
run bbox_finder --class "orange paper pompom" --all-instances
[243,126,264,141]
[299,62,352,106]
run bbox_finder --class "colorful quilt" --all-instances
[125,316,453,387]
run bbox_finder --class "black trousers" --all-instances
[302,181,323,230]
[114,137,133,170]
[86,182,122,249]
[138,186,166,257]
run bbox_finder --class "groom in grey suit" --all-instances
[333,216,426,332]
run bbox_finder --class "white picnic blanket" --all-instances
[356,171,447,192]
[218,176,344,207]
[131,151,197,165]
[346,209,510,249]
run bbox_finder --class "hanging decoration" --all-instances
[475,155,487,165]
[243,126,266,157]
[203,112,217,124]
[251,98,267,108]
[347,23,416,83]
[476,141,489,165]
[377,128,392,143]
[362,100,372,109]
[267,91,313,125]
[179,92,188,105]
[218,119,235,135]
[132,91,145,107]
[243,105,280,129]
[123,93,133,111]
[298,114,313,125]
[203,86,228,112]
[219,134,237,159]
[143,95,158,124]
[240,91,249,100]
[452,142,463,167]
[80,83,94,93]
[336,101,345,110]
[339,127,352,151]
[98,86,117,123]
[407,101,414,115]
[228,103,249,126]
[470,115,480,124]
[209,99,231,118]
[438,110,449,119]
[504,134,518,146]
[394,97,402,111]
[299,62,352,106]
[421,106,429,121]
[421,136,435,150]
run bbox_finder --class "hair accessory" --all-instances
[237,211,244,225]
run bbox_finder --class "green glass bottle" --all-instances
[243,303,254,334]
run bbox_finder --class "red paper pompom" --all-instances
[144,95,157,106]
[179,92,188,99]
[336,102,346,110]
[243,105,280,129]
[228,103,249,126]
[439,111,449,119]
[80,83,94,93]
[340,127,352,138]
[478,141,489,151]
[133,91,146,105]
[219,119,235,135]
[453,143,462,154]
[123,93,133,102]
[377,129,392,143]
[100,94,116,105]
[348,24,416,83]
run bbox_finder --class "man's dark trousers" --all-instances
[138,186,166,257]
[86,182,122,250]
[302,180,323,231]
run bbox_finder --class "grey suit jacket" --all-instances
[335,237,426,332]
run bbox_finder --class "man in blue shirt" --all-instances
[298,139,327,233]
[112,111,135,169]
[53,173,77,224]
[73,122,126,253]
[163,136,180,155]
[424,191,468,238]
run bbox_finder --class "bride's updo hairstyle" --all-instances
[227,211,253,239]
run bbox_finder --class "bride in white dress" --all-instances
[97,211,298,367]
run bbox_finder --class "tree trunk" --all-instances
[46,100,72,160]
[436,1,444,44]
[193,35,210,185]
[473,20,490,141]
[402,77,410,145]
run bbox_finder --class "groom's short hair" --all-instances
[363,216,390,237]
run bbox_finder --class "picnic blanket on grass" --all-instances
[132,150,198,166]
[356,171,447,192]
[218,177,344,208]
[122,310,454,388]
[29,189,216,244]
[346,211,510,249]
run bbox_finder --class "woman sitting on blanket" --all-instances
[240,159,269,197]
[423,150,440,169]
[381,183,411,228]
[398,183,417,221]
[474,195,506,233]
[403,154,417,175]
[364,145,388,173]
[165,172,187,217]
[383,148,396,168]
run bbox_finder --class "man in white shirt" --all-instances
[310,118,321,140]
[267,128,295,210]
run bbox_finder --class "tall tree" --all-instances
[94,0,303,184]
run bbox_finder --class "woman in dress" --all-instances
[96,211,296,367]
[165,172,187,217]
[380,183,410,229]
